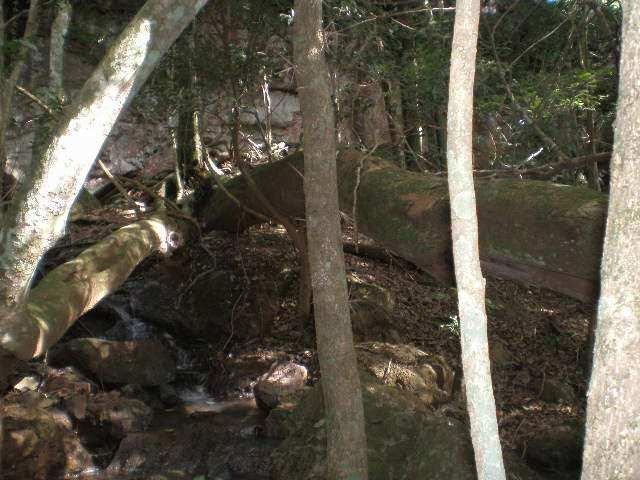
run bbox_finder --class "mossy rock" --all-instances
[349,280,395,339]
[356,342,454,407]
[270,371,475,480]
[270,368,544,480]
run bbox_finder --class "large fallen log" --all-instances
[199,150,606,303]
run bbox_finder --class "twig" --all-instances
[203,155,271,224]
[335,6,455,34]
[117,176,200,233]
[489,0,570,161]
[97,160,142,218]
[510,18,570,68]
[15,85,53,115]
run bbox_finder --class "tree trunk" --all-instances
[581,2,640,478]
[0,0,39,201]
[198,150,607,304]
[0,0,209,310]
[446,0,506,478]
[292,2,368,479]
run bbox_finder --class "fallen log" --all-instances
[199,150,606,303]
[0,213,184,360]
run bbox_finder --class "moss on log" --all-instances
[200,150,606,302]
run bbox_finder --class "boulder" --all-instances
[356,342,454,408]
[525,423,584,473]
[52,338,176,386]
[81,391,153,438]
[349,280,395,339]
[1,391,93,480]
[130,262,243,340]
[270,371,542,480]
[254,361,308,411]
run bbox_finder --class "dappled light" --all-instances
[1,0,637,479]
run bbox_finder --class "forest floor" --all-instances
[198,221,591,452]
[26,214,592,479]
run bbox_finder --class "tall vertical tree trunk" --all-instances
[32,0,73,169]
[581,2,640,478]
[292,2,368,479]
[446,0,506,479]
[0,0,39,200]
[0,0,208,315]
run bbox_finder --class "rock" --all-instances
[254,361,308,411]
[65,296,129,340]
[83,391,153,438]
[1,391,93,480]
[107,413,272,478]
[541,379,576,404]
[13,375,41,392]
[159,383,181,407]
[349,280,395,339]
[131,263,243,340]
[40,366,96,400]
[52,338,176,386]
[220,350,287,397]
[490,339,515,368]
[356,342,454,407]
[270,372,543,480]
[525,423,584,473]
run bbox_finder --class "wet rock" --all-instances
[525,423,584,473]
[108,413,273,478]
[270,372,542,480]
[349,280,395,339]
[254,361,308,411]
[159,383,181,407]
[356,342,454,407]
[40,366,97,400]
[1,391,93,480]
[52,338,176,386]
[0,354,28,394]
[541,379,576,404]
[81,391,153,438]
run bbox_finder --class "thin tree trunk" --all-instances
[0,0,39,201]
[580,1,640,477]
[49,0,72,103]
[292,2,368,479]
[32,0,73,169]
[446,0,506,479]
[0,0,209,311]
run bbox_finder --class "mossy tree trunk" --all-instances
[0,0,209,312]
[293,1,368,479]
[581,2,640,478]
[446,0,505,478]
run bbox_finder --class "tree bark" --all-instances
[199,150,607,304]
[0,0,39,200]
[0,0,209,309]
[293,2,368,479]
[0,213,184,360]
[446,0,506,478]
[581,1,640,478]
